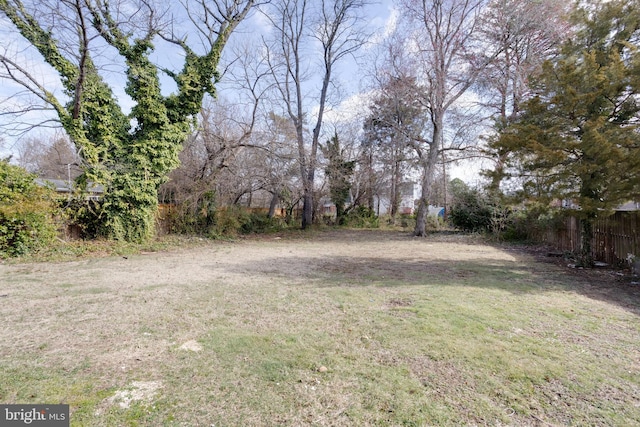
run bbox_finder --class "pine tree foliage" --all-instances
[362,75,426,222]
[321,133,355,224]
[490,0,640,264]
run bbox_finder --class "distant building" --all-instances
[617,201,640,211]
[374,182,420,216]
[35,178,104,200]
[555,198,640,211]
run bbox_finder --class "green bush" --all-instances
[499,209,530,241]
[163,191,217,236]
[344,206,379,228]
[448,182,521,238]
[240,211,284,234]
[449,188,493,232]
[0,162,59,257]
[501,207,567,242]
[399,213,415,229]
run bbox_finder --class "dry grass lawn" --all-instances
[1,229,639,426]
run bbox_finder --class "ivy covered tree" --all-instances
[0,0,258,241]
[490,0,640,265]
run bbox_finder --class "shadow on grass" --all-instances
[230,255,562,291]
[227,236,640,317]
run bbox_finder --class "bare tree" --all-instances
[477,0,571,191]
[399,0,500,236]
[257,112,302,218]
[15,131,81,180]
[159,36,273,222]
[264,0,369,229]
[159,98,247,205]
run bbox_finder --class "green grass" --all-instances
[1,234,213,263]
[1,230,639,426]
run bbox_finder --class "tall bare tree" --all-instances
[160,39,271,212]
[15,131,81,180]
[400,0,499,236]
[264,0,369,228]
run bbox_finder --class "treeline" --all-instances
[1,0,639,265]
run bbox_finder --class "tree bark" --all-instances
[580,216,595,268]
[268,192,279,218]
[302,185,314,228]
[415,115,443,236]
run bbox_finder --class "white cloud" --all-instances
[242,8,273,36]
[321,91,374,126]
[367,6,399,47]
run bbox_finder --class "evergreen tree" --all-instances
[322,133,355,225]
[363,76,425,224]
[491,0,640,265]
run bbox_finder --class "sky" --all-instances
[1,1,394,148]
[0,0,483,183]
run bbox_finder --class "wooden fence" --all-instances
[539,211,640,265]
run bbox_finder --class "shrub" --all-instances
[163,191,217,236]
[0,162,59,257]
[211,207,245,238]
[399,213,415,230]
[426,213,445,231]
[166,202,287,238]
[449,188,493,232]
[240,211,284,234]
[344,206,379,228]
[448,182,521,238]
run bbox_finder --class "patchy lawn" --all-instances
[1,230,639,426]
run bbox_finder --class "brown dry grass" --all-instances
[1,229,639,426]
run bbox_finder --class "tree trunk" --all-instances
[367,148,375,210]
[302,183,313,229]
[579,216,595,267]
[414,159,437,236]
[390,159,401,225]
[268,192,279,218]
[336,201,345,225]
[301,158,317,228]
[100,175,159,241]
[414,119,443,236]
